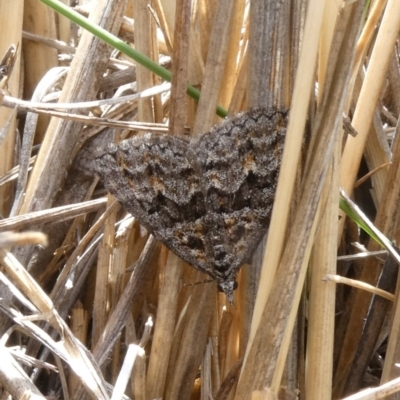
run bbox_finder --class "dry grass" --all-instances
[0,0,400,399]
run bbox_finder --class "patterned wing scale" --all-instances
[96,134,211,276]
[96,108,288,302]
[190,109,288,296]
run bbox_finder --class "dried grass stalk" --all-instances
[1,0,400,398]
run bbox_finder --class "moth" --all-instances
[96,108,288,303]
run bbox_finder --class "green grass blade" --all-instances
[39,0,228,118]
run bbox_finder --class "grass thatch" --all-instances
[0,0,400,399]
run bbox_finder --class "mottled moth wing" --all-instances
[96,108,288,302]
[95,134,211,276]
[190,109,288,295]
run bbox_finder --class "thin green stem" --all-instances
[39,0,228,118]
